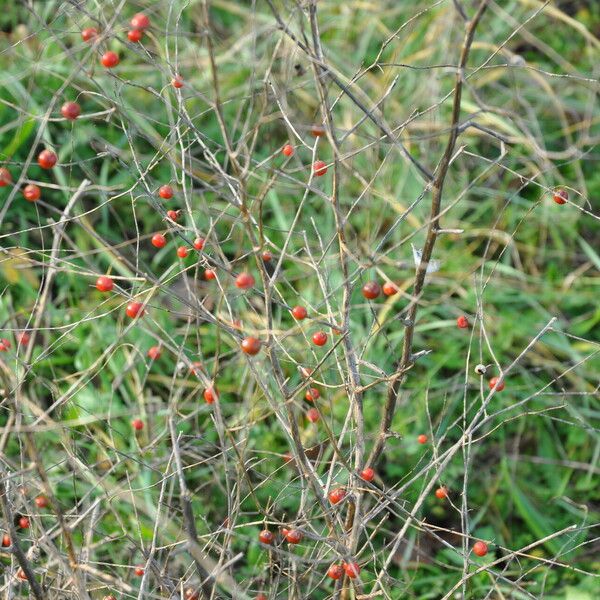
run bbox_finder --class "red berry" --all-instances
[16,332,30,346]
[16,568,27,581]
[553,188,568,205]
[262,250,272,262]
[34,495,48,508]
[38,149,57,169]
[193,237,205,250]
[204,269,216,280]
[417,434,428,444]
[172,75,184,88]
[1,534,10,547]
[382,281,399,296]
[344,562,360,578]
[189,361,203,375]
[132,419,144,431]
[360,467,375,482]
[81,27,98,42]
[147,346,161,360]
[177,246,189,258]
[101,51,119,68]
[126,301,145,319]
[241,337,261,356]
[291,305,307,320]
[305,387,320,401]
[127,29,143,42]
[23,184,41,202]
[18,517,30,529]
[95,275,114,292]
[159,185,174,199]
[256,595,267,600]
[310,124,325,137]
[61,101,81,120]
[131,13,150,30]
[203,387,217,404]
[166,209,181,221]
[282,452,293,464]
[300,366,313,378]
[134,565,145,576]
[285,529,302,544]
[489,376,505,392]
[456,315,469,329]
[435,486,448,500]
[362,281,381,300]
[282,144,294,157]
[235,272,255,290]
[327,564,344,580]
[258,529,274,545]
[306,408,319,423]
[313,160,327,177]
[0,338,10,352]
[472,541,488,557]
[328,487,345,505]
[151,233,166,248]
[312,331,327,346]
[0,167,12,186]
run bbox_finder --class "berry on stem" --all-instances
[282,144,294,157]
[1,534,10,547]
[258,530,274,545]
[203,387,217,404]
[0,167,12,186]
[177,246,189,258]
[235,272,255,290]
[172,75,184,88]
[362,281,381,300]
[457,315,469,329]
[312,331,327,346]
[159,185,174,199]
[327,564,344,580]
[285,529,302,544]
[382,281,399,296]
[131,419,144,431]
[344,562,360,578]
[305,387,320,401]
[204,269,216,280]
[19,516,30,529]
[553,188,568,205]
[193,237,205,251]
[310,124,325,137]
[472,541,488,557]
[328,487,346,505]
[38,149,57,169]
[313,160,327,177]
[435,486,449,500]
[306,407,319,423]
[61,101,81,120]
[101,51,119,68]
[23,184,41,202]
[0,338,10,352]
[134,565,145,576]
[417,434,428,444]
[489,376,505,392]
[166,209,181,221]
[130,13,150,30]
[81,27,98,42]
[262,250,272,262]
[291,305,307,320]
[16,332,30,346]
[241,337,261,356]
[147,346,161,360]
[34,495,48,509]
[96,275,114,292]
[151,233,166,248]
[360,467,375,482]
[127,29,143,42]
[126,301,145,319]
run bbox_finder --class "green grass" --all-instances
[0,1,599,599]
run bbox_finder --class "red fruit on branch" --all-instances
[23,184,41,202]
[360,467,375,482]
[306,408,319,423]
[131,419,144,431]
[193,237,205,250]
[151,233,166,248]
[328,488,346,505]
[489,376,505,391]
[553,188,568,205]
[101,51,119,68]
[362,281,381,300]
[0,167,12,186]
[241,337,261,355]
[435,486,449,499]
[61,101,81,120]
[417,434,428,444]
[457,315,469,329]
[126,301,145,319]
[159,185,174,199]
[172,75,184,88]
[96,275,114,292]
[130,13,150,30]
[258,530,274,545]
[305,387,320,401]
[147,346,161,360]
[312,331,327,346]
[327,564,344,580]
[81,27,98,42]
[203,387,217,404]
[177,246,189,258]
[313,160,327,176]
[344,562,360,578]
[382,281,399,296]
[235,272,255,290]
[285,529,302,544]
[127,29,143,42]
[282,144,294,157]
[292,306,307,320]
[472,541,488,557]
[38,149,57,169]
